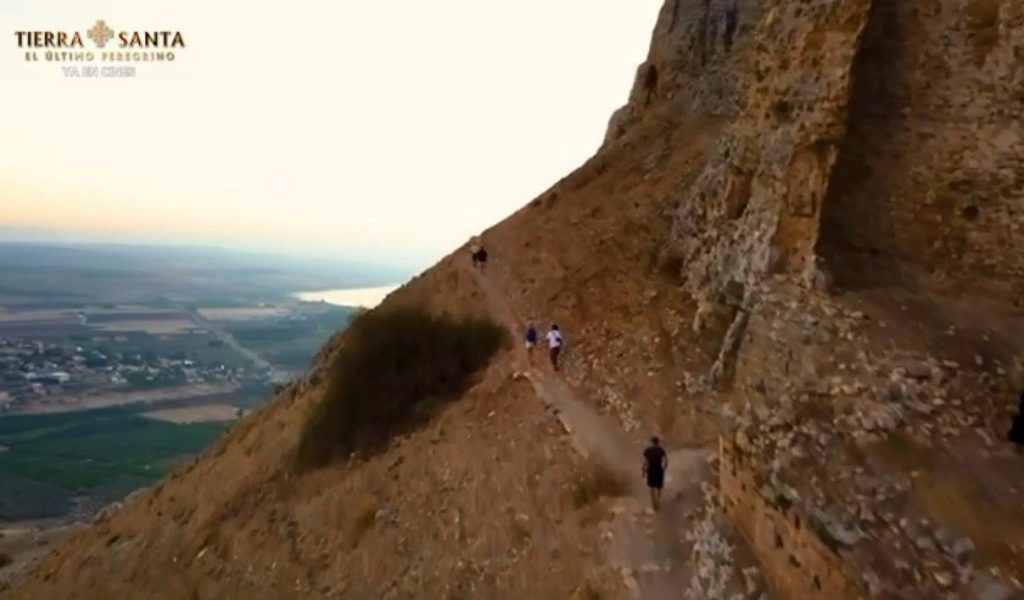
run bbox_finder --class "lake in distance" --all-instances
[293,285,399,308]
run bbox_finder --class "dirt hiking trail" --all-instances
[469,265,715,599]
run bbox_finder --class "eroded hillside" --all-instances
[5,0,1023,598]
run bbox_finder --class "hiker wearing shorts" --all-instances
[546,324,563,371]
[524,323,538,364]
[642,436,668,510]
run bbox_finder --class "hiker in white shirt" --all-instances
[546,324,563,371]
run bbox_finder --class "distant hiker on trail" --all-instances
[524,323,538,364]
[642,436,668,510]
[469,238,488,272]
[1008,390,1024,451]
[546,324,563,371]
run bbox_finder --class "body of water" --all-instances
[293,285,399,308]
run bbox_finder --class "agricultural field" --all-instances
[92,319,197,334]
[0,405,234,520]
[12,383,242,416]
[0,306,197,337]
[142,404,243,424]
[221,305,355,371]
[197,307,290,321]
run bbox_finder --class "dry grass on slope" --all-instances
[294,307,506,469]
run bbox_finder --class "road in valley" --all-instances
[181,307,291,383]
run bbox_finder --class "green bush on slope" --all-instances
[295,307,505,469]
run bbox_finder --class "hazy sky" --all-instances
[1,1,660,269]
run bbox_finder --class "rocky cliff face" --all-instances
[820,0,1024,301]
[612,0,1023,339]
[609,0,1024,596]
[5,1,1023,598]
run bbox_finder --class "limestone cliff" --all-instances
[5,1,1023,599]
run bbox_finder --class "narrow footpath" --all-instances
[468,264,713,599]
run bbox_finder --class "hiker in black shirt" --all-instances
[642,436,668,510]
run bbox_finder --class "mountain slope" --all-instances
[6,0,1024,598]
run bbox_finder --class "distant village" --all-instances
[0,336,272,413]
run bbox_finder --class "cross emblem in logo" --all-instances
[87,20,114,48]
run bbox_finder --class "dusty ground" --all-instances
[0,307,179,323]
[5,382,241,416]
[93,320,197,334]
[1,348,621,598]
[197,307,290,321]
[0,521,81,593]
[142,404,244,424]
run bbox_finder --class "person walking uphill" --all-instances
[524,323,538,364]
[642,436,668,510]
[546,324,563,371]
[469,238,488,272]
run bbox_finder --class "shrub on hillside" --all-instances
[295,307,505,469]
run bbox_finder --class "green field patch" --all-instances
[0,470,72,520]
[0,407,231,519]
[0,422,81,444]
[0,409,115,436]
